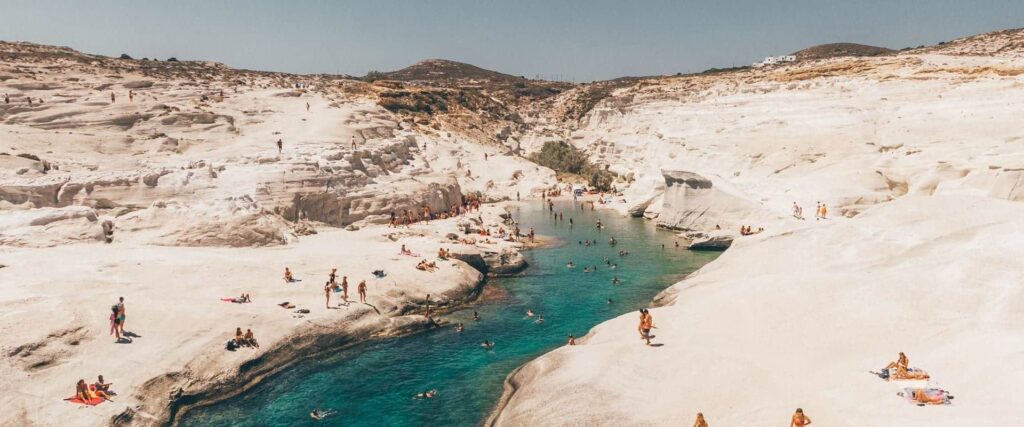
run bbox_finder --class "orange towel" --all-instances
[65,395,103,405]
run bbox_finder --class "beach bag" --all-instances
[879,368,890,379]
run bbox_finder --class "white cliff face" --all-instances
[560,53,1024,232]
[0,43,553,248]
[494,32,1024,426]
[0,42,554,427]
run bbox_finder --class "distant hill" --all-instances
[374,59,524,85]
[916,27,1024,57]
[792,43,894,61]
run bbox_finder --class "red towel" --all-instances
[65,395,104,405]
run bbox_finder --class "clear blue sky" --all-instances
[0,0,1020,81]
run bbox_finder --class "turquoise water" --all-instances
[180,201,717,426]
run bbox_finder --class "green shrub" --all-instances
[529,141,616,191]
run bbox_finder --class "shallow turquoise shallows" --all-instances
[180,201,718,426]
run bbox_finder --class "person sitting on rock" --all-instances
[284,267,295,283]
[94,375,114,395]
[243,329,259,348]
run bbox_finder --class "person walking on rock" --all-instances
[358,280,367,303]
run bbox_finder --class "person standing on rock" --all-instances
[276,139,283,155]
[115,297,126,336]
[128,90,134,102]
[357,280,367,303]
[639,309,654,346]
[350,135,357,150]
[3,93,9,104]
[110,92,115,103]
[306,102,310,112]
[692,412,708,427]
[340,276,349,303]
[324,280,333,309]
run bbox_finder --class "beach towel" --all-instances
[901,387,952,405]
[278,302,296,309]
[65,395,104,405]
[399,252,421,257]
[891,368,930,380]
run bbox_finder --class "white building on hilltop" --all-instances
[752,55,797,68]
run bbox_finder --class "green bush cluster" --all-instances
[529,141,616,191]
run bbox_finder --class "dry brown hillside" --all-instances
[792,42,894,61]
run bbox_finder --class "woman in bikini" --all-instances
[885,352,908,370]
[76,379,92,402]
[790,408,812,427]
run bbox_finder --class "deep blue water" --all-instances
[180,201,718,426]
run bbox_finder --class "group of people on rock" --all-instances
[387,195,485,228]
[230,327,259,349]
[323,268,353,307]
[73,375,115,403]
[875,352,953,405]
[416,259,439,272]
[109,297,128,343]
[739,225,764,236]
[791,201,830,220]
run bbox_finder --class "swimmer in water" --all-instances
[455,322,464,332]
[310,409,336,420]
[473,311,481,321]
[607,298,613,304]
[612,276,621,284]
[526,309,535,317]
[566,261,575,268]
[536,314,544,324]
[414,389,438,399]
[480,340,494,350]
[583,267,589,273]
